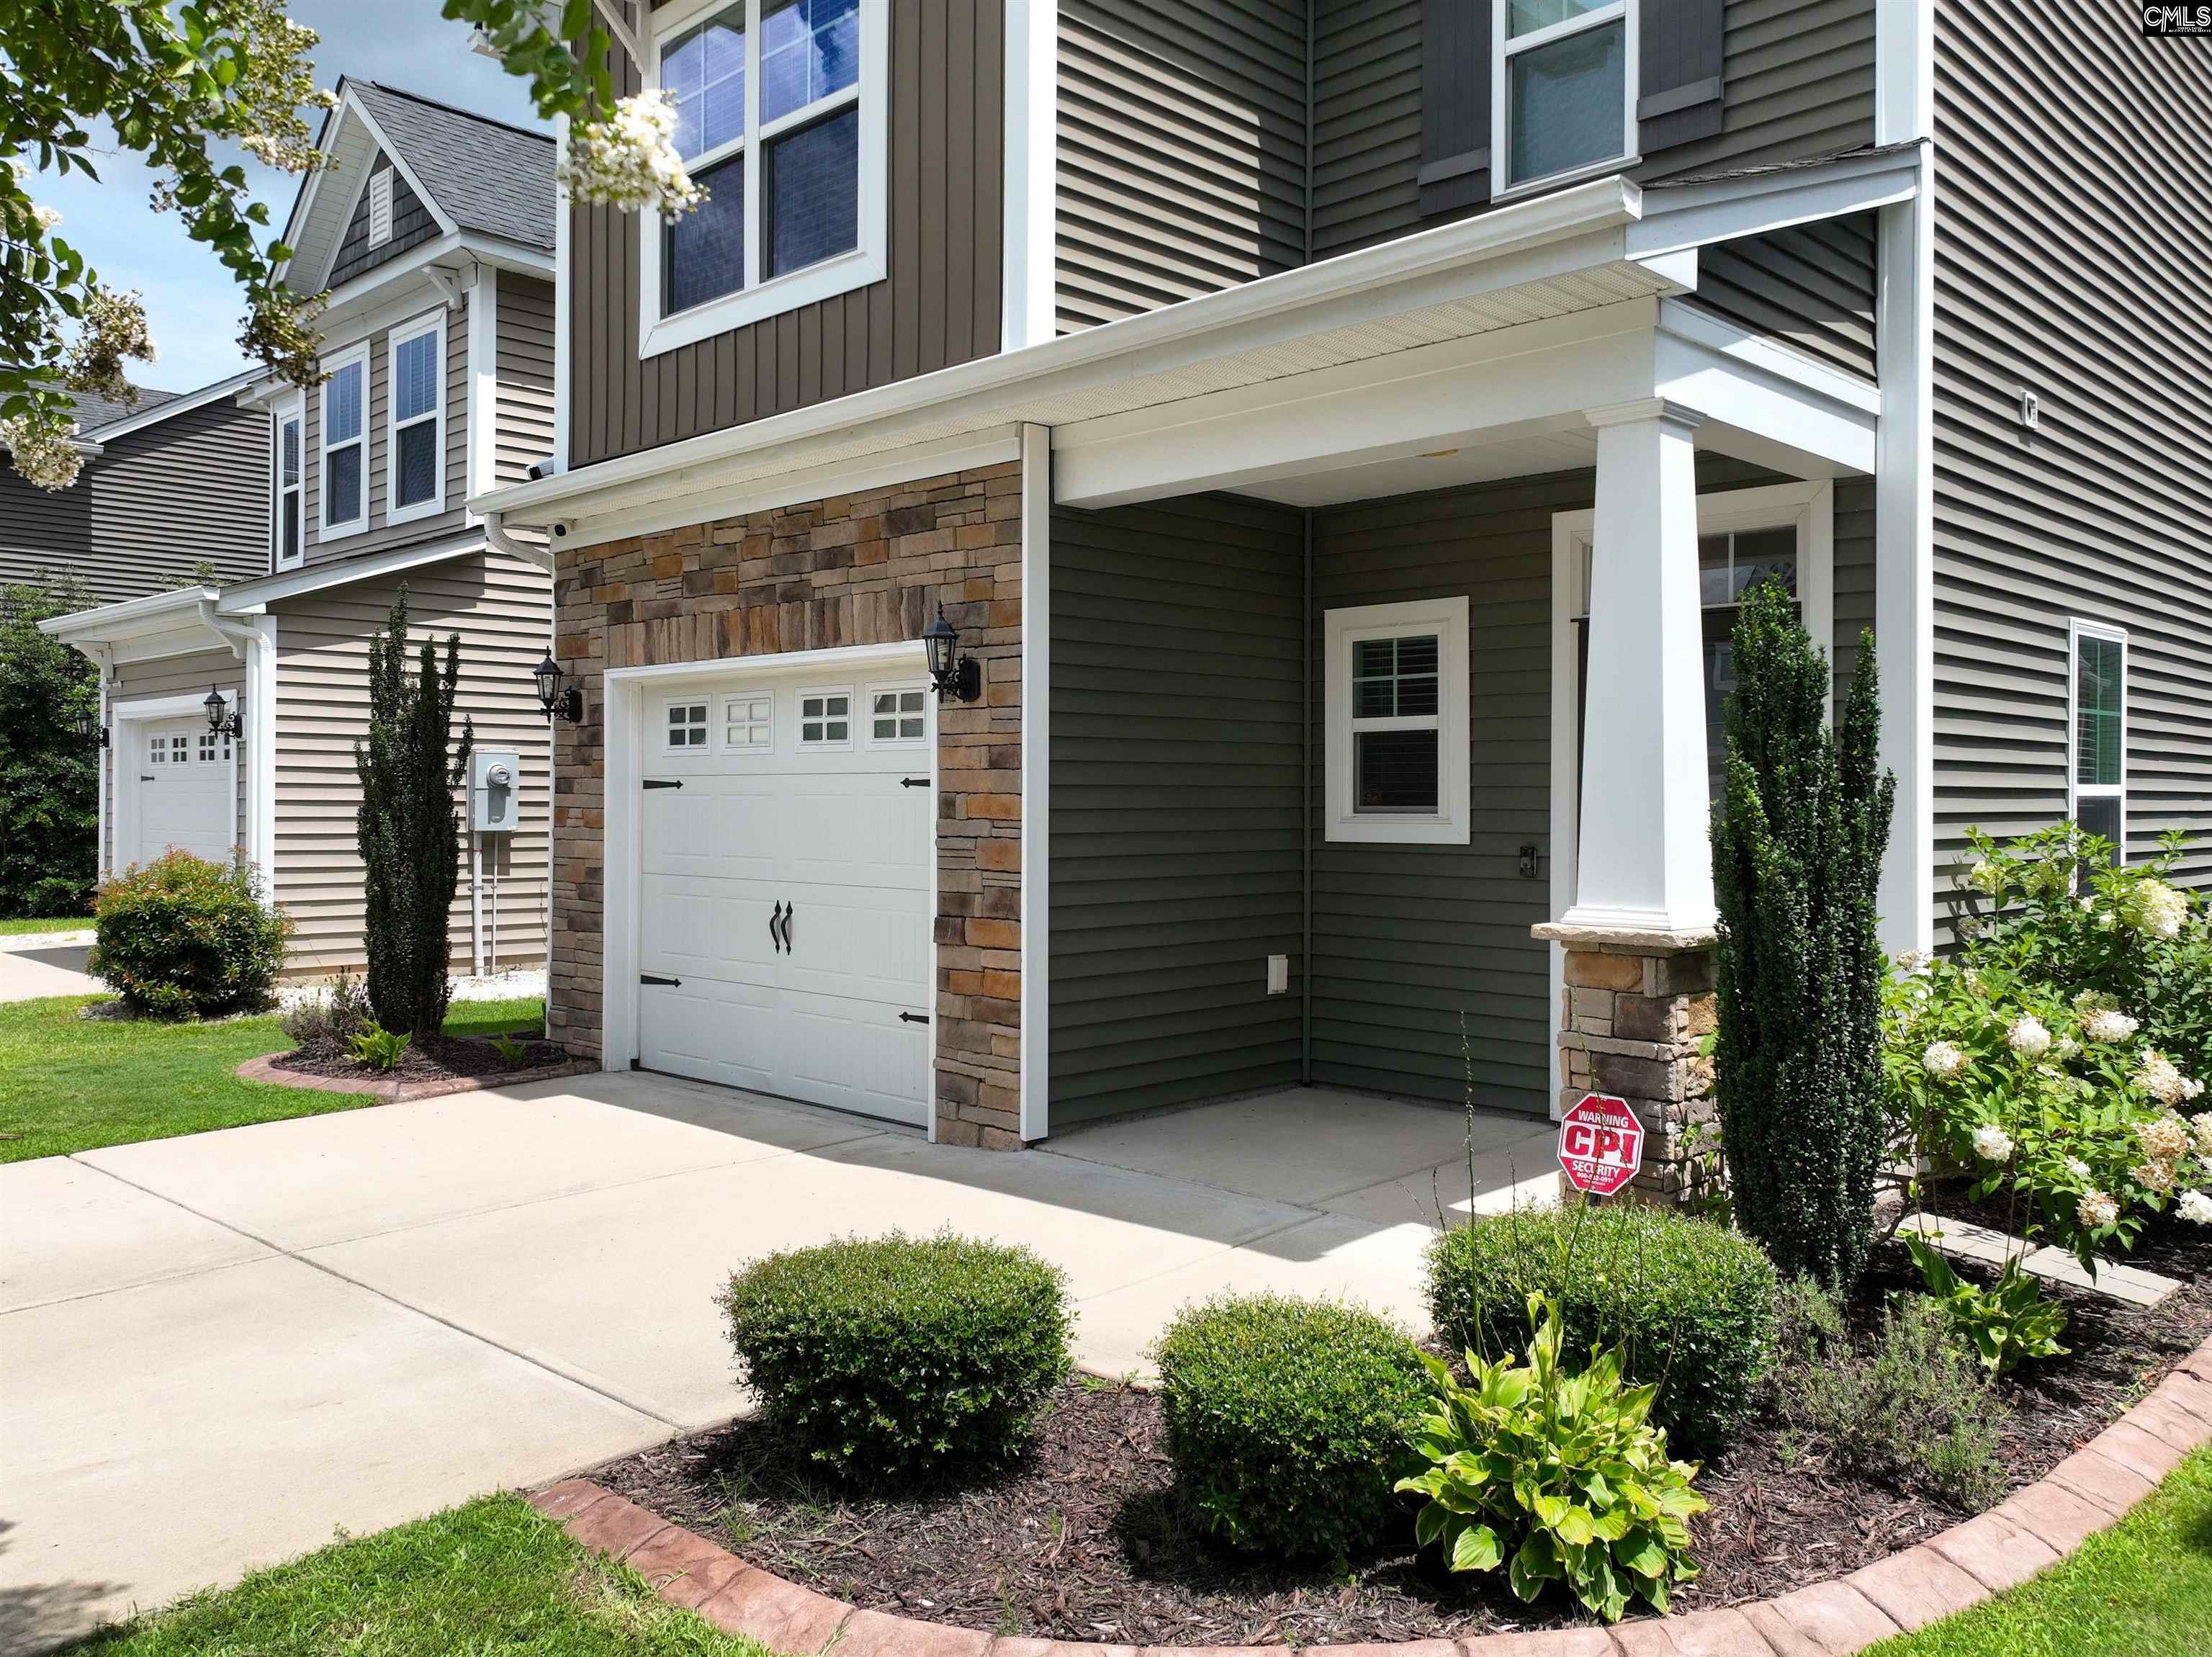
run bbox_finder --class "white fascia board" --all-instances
[37,586,222,645]
[1656,298,1881,413]
[344,89,462,243]
[473,174,1648,523]
[215,534,487,613]
[1624,146,1923,260]
[317,234,553,342]
[86,369,268,443]
[1655,349,1877,477]
[278,90,357,287]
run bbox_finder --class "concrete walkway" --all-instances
[0,1072,1554,1650]
[0,934,99,1003]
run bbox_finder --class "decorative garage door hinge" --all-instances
[899,1011,930,1025]
[642,778,683,790]
[640,974,681,986]
[899,776,930,788]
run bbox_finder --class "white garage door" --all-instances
[130,717,235,866]
[634,670,935,1126]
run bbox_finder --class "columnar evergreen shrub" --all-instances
[1151,1293,1431,1559]
[356,590,472,1035]
[90,850,290,1018]
[721,1231,1072,1483]
[1712,582,1894,1288]
[1424,1205,1778,1455]
[0,574,99,918]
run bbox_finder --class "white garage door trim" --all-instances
[602,639,938,1136]
[112,689,240,874]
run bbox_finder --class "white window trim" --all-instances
[1325,596,1470,845]
[863,680,930,747]
[271,392,304,570]
[385,309,447,526]
[1491,0,1640,200]
[367,168,395,248]
[659,696,714,753]
[721,688,777,753]
[2067,618,2128,858]
[638,0,890,359]
[796,683,857,749]
[318,341,371,543]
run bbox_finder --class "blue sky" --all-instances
[33,1,552,393]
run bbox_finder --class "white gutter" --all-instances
[37,585,221,645]
[484,511,554,571]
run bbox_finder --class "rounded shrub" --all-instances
[720,1230,1071,1484]
[1152,1293,1430,1561]
[1425,1205,1777,1455]
[90,850,290,1019]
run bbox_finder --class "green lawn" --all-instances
[0,914,91,935]
[1871,1447,2212,1657]
[0,994,546,1164]
[61,1494,775,1656]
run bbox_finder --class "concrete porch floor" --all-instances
[0,1072,1555,1650]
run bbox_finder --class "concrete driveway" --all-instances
[1,1070,1555,1650]
[0,935,99,1003]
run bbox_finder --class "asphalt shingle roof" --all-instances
[67,386,179,433]
[350,81,556,252]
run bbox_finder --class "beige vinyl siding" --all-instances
[494,274,558,487]
[1054,0,1309,331]
[302,289,472,565]
[104,647,245,874]
[1931,1,2212,904]
[269,550,552,976]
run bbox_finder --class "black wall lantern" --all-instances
[204,684,243,739]
[922,602,981,704]
[534,651,585,723]
[74,709,109,749]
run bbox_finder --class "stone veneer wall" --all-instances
[548,460,1028,1146]
[1551,938,1719,1202]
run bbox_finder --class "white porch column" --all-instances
[1563,399,1715,937]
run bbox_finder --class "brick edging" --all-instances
[529,1340,2212,1656]
[235,1052,597,1103]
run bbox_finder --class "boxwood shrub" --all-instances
[90,850,290,1019]
[1151,1293,1430,1561]
[1425,1205,1778,1455]
[720,1231,1071,1484]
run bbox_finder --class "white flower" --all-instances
[2083,1007,2141,1044]
[1894,948,1929,973]
[2080,896,2097,912]
[30,202,60,230]
[0,413,81,491]
[2180,1190,2212,1226]
[2121,880,2189,941]
[1973,1125,2015,1162]
[2077,1190,2120,1230]
[2065,1157,2093,1182]
[2137,1115,2192,1164]
[2134,1160,2177,1194]
[2191,1112,2212,1157]
[559,89,707,217]
[1923,1040,1969,1080]
[2137,1051,2205,1110]
[2006,1015,2053,1058]
[1968,860,2005,895]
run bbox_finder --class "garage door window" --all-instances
[665,701,709,747]
[868,686,925,745]
[799,690,851,745]
[197,731,233,764]
[724,693,773,751]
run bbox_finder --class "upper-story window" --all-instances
[640,0,888,358]
[1495,1,1636,194]
[272,394,303,570]
[387,312,445,524]
[320,343,369,541]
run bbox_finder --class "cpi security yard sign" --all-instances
[1557,1093,1644,1197]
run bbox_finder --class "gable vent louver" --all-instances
[367,169,393,248]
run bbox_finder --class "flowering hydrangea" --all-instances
[2193,1113,2212,1158]
[2120,879,2190,941]
[1923,1040,1968,1080]
[2181,1190,2212,1226]
[559,89,706,217]
[0,413,82,492]
[1968,860,2005,895]
[2064,1156,2093,1182]
[2083,1007,2140,1043]
[2006,1014,2053,1058]
[61,287,157,407]
[2137,1115,2193,1164]
[2134,1160,2177,1194]
[1972,1124,2015,1162]
[2077,1189,2120,1230]
[2138,1051,2207,1109]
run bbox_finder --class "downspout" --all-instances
[1300,509,1314,1086]
[199,600,271,881]
[1303,0,1316,268]
[485,507,558,1022]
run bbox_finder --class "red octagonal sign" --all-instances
[1557,1093,1644,1197]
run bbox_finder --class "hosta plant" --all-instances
[1902,1233,2069,1375]
[1395,1295,1707,1624]
[348,1023,410,1072]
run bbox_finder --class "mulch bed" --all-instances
[266,1030,572,1086]
[590,1203,2210,1647]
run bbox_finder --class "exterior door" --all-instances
[633,672,934,1125]
[132,717,235,866]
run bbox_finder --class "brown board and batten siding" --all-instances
[326,156,439,289]
[269,552,552,975]
[301,292,473,566]
[569,2,1004,469]
[1931,1,2212,899]
[1053,0,1309,331]
[102,647,247,873]
[1310,0,1877,262]
[494,274,559,488]
[1049,495,1307,1123]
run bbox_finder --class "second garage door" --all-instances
[633,669,935,1126]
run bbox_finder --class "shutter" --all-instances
[1638,0,1726,151]
[1420,0,1493,217]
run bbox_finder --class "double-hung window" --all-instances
[272,394,303,569]
[642,0,886,356]
[1326,597,1470,844]
[2071,621,2127,861]
[319,343,368,540]
[387,313,444,523]
[1494,1,1636,194]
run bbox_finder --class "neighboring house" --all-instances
[44,79,562,979]
[1,379,269,602]
[472,2,2212,1159]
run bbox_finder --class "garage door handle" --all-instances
[899,1012,930,1025]
[641,974,680,987]
[769,902,786,953]
[781,903,794,952]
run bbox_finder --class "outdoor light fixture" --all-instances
[533,651,584,723]
[204,685,243,739]
[74,709,109,749]
[922,603,981,704]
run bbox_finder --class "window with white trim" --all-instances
[367,168,394,247]
[1495,1,1635,194]
[798,689,851,745]
[198,730,233,764]
[665,701,710,747]
[386,313,444,523]
[320,343,368,538]
[724,692,773,750]
[642,0,886,355]
[1325,597,1470,844]
[272,395,303,569]
[2071,622,2126,862]
[866,685,925,745]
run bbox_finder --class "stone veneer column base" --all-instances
[1532,922,1719,1205]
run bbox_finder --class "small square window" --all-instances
[665,703,709,747]
[724,693,773,750]
[869,687,925,742]
[149,737,166,765]
[800,691,850,745]
[171,735,190,764]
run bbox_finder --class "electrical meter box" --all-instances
[469,749,522,834]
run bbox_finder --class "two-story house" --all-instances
[44,80,562,980]
[1,379,269,603]
[472,2,2212,1167]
